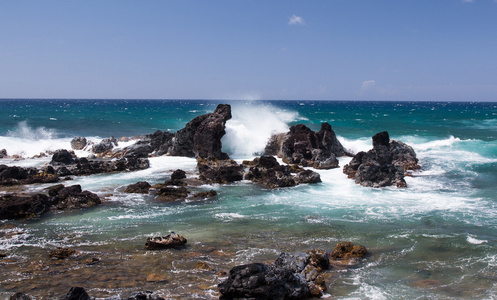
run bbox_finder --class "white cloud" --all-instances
[288,15,305,25]
[361,80,376,91]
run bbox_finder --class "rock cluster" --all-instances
[11,287,166,300]
[343,131,419,188]
[244,155,322,188]
[218,242,368,299]
[265,123,350,169]
[0,184,100,220]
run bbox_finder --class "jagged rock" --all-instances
[124,181,151,194]
[197,159,244,184]
[49,247,76,259]
[70,137,87,150]
[343,131,419,188]
[9,292,32,300]
[51,149,76,165]
[92,137,117,155]
[115,143,153,158]
[330,241,368,260]
[168,104,232,159]
[145,232,187,250]
[0,149,7,158]
[156,186,189,201]
[59,287,91,300]
[50,184,101,209]
[146,130,175,156]
[244,155,296,188]
[218,263,310,300]
[265,123,349,169]
[0,193,55,219]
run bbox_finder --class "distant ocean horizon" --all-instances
[1,99,497,299]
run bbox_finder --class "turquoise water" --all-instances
[1,100,497,299]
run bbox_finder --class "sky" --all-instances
[1,0,496,101]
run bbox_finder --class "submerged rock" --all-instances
[343,131,419,188]
[265,123,349,169]
[48,247,76,259]
[330,241,368,260]
[145,232,187,250]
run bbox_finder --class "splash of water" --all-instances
[222,103,299,157]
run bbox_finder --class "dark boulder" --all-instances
[127,291,165,300]
[59,287,91,300]
[343,131,419,188]
[50,184,101,210]
[168,104,232,160]
[145,130,174,156]
[197,159,244,184]
[116,143,153,158]
[70,137,87,150]
[0,193,54,219]
[294,169,322,184]
[155,186,189,202]
[145,232,187,250]
[48,247,76,259]
[9,293,32,300]
[218,263,310,300]
[124,181,151,194]
[265,123,348,169]
[171,169,186,180]
[51,149,76,165]
[0,149,7,158]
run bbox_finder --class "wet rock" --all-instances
[9,292,32,300]
[70,137,87,150]
[0,149,7,158]
[197,159,244,184]
[115,143,153,158]
[124,181,151,194]
[155,186,189,201]
[59,287,91,300]
[343,131,419,188]
[0,165,57,186]
[171,169,186,180]
[48,247,76,259]
[244,155,296,188]
[194,261,214,271]
[146,273,166,282]
[0,193,55,219]
[49,184,101,209]
[294,169,322,184]
[145,130,175,156]
[145,232,187,250]
[218,262,310,300]
[127,291,165,300]
[51,149,76,165]
[265,123,349,169]
[330,241,368,260]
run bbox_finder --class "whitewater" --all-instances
[1,99,497,299]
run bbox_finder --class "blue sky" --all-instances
[1,0,496,101]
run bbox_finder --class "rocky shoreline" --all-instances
[0,104,420,299]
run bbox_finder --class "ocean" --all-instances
[1,99,497,299]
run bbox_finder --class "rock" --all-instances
[244,156,301,188]
[197,159,244,184]
[330,242,368,260]
[294,169,322,184]
[145,232,187,250]
[0,165,55,185]
[171,169,186,180]
[145,130,175,156]
[124,181,151,194]
[168,104,232,159]
[92,137,117,154]
[0,193,55,219]
[70,137,87,150]
[218,262,310,300]
[194,261,214,271]
[9,292,32,300]
[0,149,7,158]
[343,131,419,188]
[59,287,91,300]
[115,143,153,158]
[127,291,165,300]
[155,186,189,201]
[265,123,349,169]
[50,184,101,210]
[51,149,76,165]
[0,253,7,258]
[48,247,76,259]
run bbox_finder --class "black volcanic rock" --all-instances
[51,149,76,165]
[70,137,87,150]
[343,131,419,188]
[265,123,349,169]
[49,184,101,210]
[197,159,244,184]
[0,193,54,219]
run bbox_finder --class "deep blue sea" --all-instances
[1,99,497,299]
